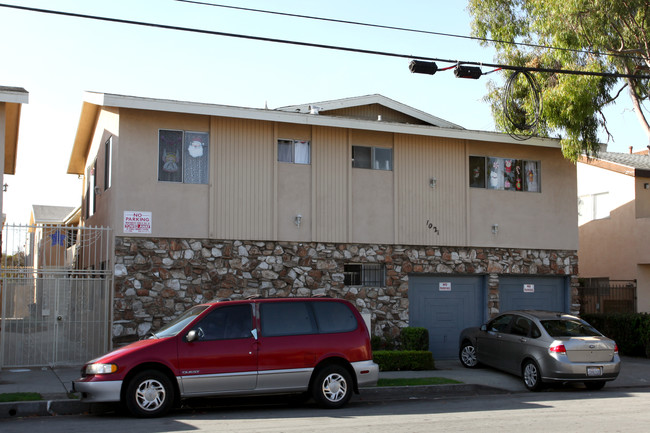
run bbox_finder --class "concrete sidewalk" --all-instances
[1,356,649,419]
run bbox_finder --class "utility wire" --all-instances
[174,0,643,62]
[1,2,649,80]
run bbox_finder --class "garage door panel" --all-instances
[409,276,485,360]
[500,277,567,312]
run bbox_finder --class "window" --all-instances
[469,156,540,192]
[278,139,310,164]
[86,159,97,218]
[104,137,112,191]
[352,146,393,171]
[312,302,358,333]
[487,315,512,333]
[260,302,316,336]
[578,192,610,224]
[158,130,209,183]
[192,305,252,341]
[344,263,385,286]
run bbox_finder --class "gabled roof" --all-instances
[68,91,562,175]
[0,86,29,175]
[30,205,77,224]
[579,151,650,177]
[276,94,464,129]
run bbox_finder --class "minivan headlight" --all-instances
[85,363,118,375]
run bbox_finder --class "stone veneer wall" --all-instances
[113,237,579,345]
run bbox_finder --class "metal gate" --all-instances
[1,224,113,368]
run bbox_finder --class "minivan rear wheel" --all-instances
[312,365,352,409]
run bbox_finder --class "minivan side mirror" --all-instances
[186,330,198,342]
[251,329,258,340]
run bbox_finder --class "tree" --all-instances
[467,0,650,161]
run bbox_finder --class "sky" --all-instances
[1,0,647,225]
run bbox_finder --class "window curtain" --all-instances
[183,132,209,184]
[294,141,310,164]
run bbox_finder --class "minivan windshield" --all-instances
[541,319,602,338]
[153,305,209,338]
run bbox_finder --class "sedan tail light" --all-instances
[614,344,619,354]
[549,343,567,354]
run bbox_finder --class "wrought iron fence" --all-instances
[577,279,637,315]
[1,224,113,368]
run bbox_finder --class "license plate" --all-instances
[587,366,603,377]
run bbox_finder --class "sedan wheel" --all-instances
[522,360,544,391]
[459,342,479,368]
[125,370,174,417]
[312,365,352,409]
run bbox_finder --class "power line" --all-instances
[0,2,648,80]
[174,0,640,62]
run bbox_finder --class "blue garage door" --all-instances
[499,276,568,312]
[409,275,485,360]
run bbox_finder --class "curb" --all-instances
[0,399,94,419]
[0,384,507,419]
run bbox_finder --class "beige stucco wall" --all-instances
[85,108,578,251]
[577,162,637,280]
[0,103,6,216]
[468,142,578,250]
[638,265,650,313]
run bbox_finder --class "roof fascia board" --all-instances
[578,156,636,176]
[0,87,29,104]
[83,92,561,149]
[67,101,100,174]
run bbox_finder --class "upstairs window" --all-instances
[470,155,540,192]
[578,192,610,225]
[352,146,393,171]
[158,130,209,184]
[104,137,112,191]
[344,263,385,286]
[278,139,310,164]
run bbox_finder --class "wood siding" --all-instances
[323,104,429,125]
[395,134,467,246]
[212,117,274,240]
[312,126,349,242]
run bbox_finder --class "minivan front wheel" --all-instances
[125,370,174,417]
[312,365,352,408]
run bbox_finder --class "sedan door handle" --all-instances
[519,338,527,343]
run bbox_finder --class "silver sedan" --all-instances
[458,310,620,390]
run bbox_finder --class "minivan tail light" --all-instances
[549,343,566,354]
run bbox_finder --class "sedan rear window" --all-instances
[541,319,602,337]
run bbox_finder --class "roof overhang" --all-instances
[1,87,29,175]
[67,101,100,174]
[578,155,650,178]
[67,91,562,173]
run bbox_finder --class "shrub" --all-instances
[582,313,650,357]
[400,327,429,351]
[373,350,435,371]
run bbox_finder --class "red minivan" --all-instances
[73,297,378,417]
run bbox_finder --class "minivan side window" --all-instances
[312,302,358,333]
[193,304,252,341]
[260,302,316,337]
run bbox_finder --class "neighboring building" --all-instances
[0,86,28,225]
[577,149,650,313]
[67,92,579,358]
[25,204,78,269]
